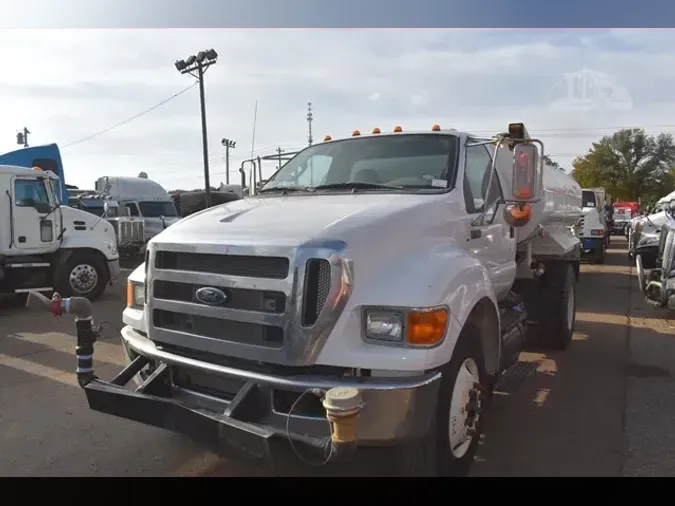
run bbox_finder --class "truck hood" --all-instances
[60,205,117,243]
[640,211,669,233]
[154,193,446,247]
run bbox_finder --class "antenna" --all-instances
[306,102,313,146]
[250,100,258,160]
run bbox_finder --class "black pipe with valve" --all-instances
[25,291,99,387]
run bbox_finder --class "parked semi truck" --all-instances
[38,123,582,476]
[579,187,609,263]
[1,165,120,300]
[628,194,675,268]
[95,175,180,245]
[637,200,675,310]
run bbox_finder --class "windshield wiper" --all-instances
[313,181,405,191]
[257,186,314,194]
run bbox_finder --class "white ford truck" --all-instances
[1,164,120,300]
[63,123,583,476]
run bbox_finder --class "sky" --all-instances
[1,28,675,191]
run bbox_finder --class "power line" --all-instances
[60,82,198,149]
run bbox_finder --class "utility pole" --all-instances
[221,138,236,185]
[306,102,313,147]
[196,61,212,207]
[276,146,284,170]
[16,127,30,148]
[175,48,218,208]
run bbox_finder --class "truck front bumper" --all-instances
[82,326,441,464]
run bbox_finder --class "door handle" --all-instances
[470,229,481,240]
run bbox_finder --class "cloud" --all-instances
[0,29,674,189]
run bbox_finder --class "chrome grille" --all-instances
[111,218,145,246]
[146,240,353,366]
[155,251,288,279]
[302,259,331,326]
[154,279,286,314]
[153,309,283,348]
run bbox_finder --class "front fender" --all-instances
[315,244,499,372]
[59,232,119,262]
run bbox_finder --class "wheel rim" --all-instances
[566,285,575,332]
[448,358,482,459]
[69,264,99,294]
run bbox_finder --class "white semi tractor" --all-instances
[1,165,120,301]
[95,176,180,245]
[49,123,583,476]
[629,192,675,268]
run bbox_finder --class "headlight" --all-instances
[363,307,449,347]
[365,310,404,342]
[126,281,145,308]
[638,233,660,247]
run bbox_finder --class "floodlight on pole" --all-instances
[221,138,236,185]
[174,48,219,208]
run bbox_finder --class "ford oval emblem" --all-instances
[195,287,228,306]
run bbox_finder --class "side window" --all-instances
[124,203,139,217]
[463,144,501,215]
[292,155,332,187]
[14,179,50,208]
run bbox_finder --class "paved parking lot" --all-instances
[1,237,674,476]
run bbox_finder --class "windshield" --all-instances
[582,190,597,208]
[138,201,178,217]
[83,202,104,212]
[261,134,458,192]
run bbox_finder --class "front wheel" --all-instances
[538,262,576,350]
[395,329,488,476]
[55,252,108,301]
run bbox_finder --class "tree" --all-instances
[572,128,675,202]
[543,154,561,170]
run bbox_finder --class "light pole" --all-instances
[16,127,30,148]
[175,48,218,208]
[221,138,236,185]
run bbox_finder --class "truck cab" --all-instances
[630,199,673,268]
[0,165,120,300]
[0,144,68,204]
[95,176,180,243]
[579,188,609,263]
[71,123,582,477]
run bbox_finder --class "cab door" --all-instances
[11,176,59,252]
[460,141,517,300]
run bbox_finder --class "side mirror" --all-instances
[511,143,539,202]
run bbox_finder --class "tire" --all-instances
[395,328,489,477]
[537,262,576,350]
[55,252,108,301]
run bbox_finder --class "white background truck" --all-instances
[68,123,582,476]
[579,188,609,264]
[0,164,120,300]
[95,176,180,244]
[629,194,675,268]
